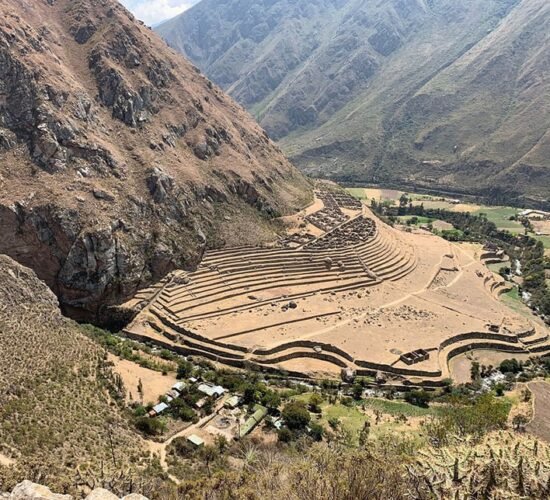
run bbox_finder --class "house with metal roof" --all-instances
[151,402,169,416]
[224,395,241,409]
[187,434,205,448]
[197,383,226,398]
[172,382,186,393]
[239,404,267,438]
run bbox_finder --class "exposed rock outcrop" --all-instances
[2,482,149,500]
[0,0,312,323]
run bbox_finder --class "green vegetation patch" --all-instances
[346,187,368,199]
[474,206,522,232]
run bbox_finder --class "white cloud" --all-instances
[119,0,196,26]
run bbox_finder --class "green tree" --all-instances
[282,401,311,431]
[352,383,363,400]
[177,360,194,379]
[308,393,324,413]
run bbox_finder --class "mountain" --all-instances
[0,255,161,496]
[157,0,550,206]
[0,0,311,323]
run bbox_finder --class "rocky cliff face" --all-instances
[158,0,549,205]
[0,0,311,322]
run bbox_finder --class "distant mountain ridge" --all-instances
[158,0,550,206]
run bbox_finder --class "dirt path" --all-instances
[297,247,449,342]
[526,381,550,441]
[145,395,229,485]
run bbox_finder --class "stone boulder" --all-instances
[3,482,151,500]
[9,481,72,500]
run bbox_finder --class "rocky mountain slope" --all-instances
[0,255,163,497]
[0,0,311,323]
[158,0,550,206]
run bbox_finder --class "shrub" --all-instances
[309,422,324,441]
[404,390,431,408]
[308,393,324,413]
[499,358,522,374]
[278,427,293,443]
[135,416,166,436]
[282,401,311,431]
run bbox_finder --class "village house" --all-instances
[197,383,226,399]
[148,402,169,418]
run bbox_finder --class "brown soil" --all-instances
[532,220,550,235]
[108,354,177,405]
[526,381,550,441]
[126,191,547,381]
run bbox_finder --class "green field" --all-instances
[487,261,507,274]
[347,188,368,199]
[500,286,533,318]
[474,207,523,233]
[533,235,550,249]
[396,215,434,224]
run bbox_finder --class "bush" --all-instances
[135,416,166,436]
[278,427,293,443]
[282,401,311,431]
[341,396,354,407]
[404,390,431,408]
[308,393,323,413]
[499,358,522,374]
[133,405,147,417]
[352,383,363,400]
[309,422,324,441]
[425,394,509,445]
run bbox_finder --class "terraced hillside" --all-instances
[126,189,548,384]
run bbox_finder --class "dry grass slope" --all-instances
[0,256,166,497]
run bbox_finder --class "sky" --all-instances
[119,0,198,26]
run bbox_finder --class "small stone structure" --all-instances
[400,349,430,365]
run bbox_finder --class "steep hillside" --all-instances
[0,255,165,497]
[158,0,549,206]
[0,0,311,322]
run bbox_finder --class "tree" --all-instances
[358,420,371,447]
[199,445,219,476]
[499,358,522,374]
[135,416,166,436]
[243,385,257,405]
[352,383,363,400]
[282,401,311,431]
[470,361,481,381]
[512,414,529,432]
[405,390,431,408]
[170,398,197,422]
[261,390,281,410]
[137,378,143,401]
[177,360,194,379]
[308,393,324,413]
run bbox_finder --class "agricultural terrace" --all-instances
[125,184,548,385]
